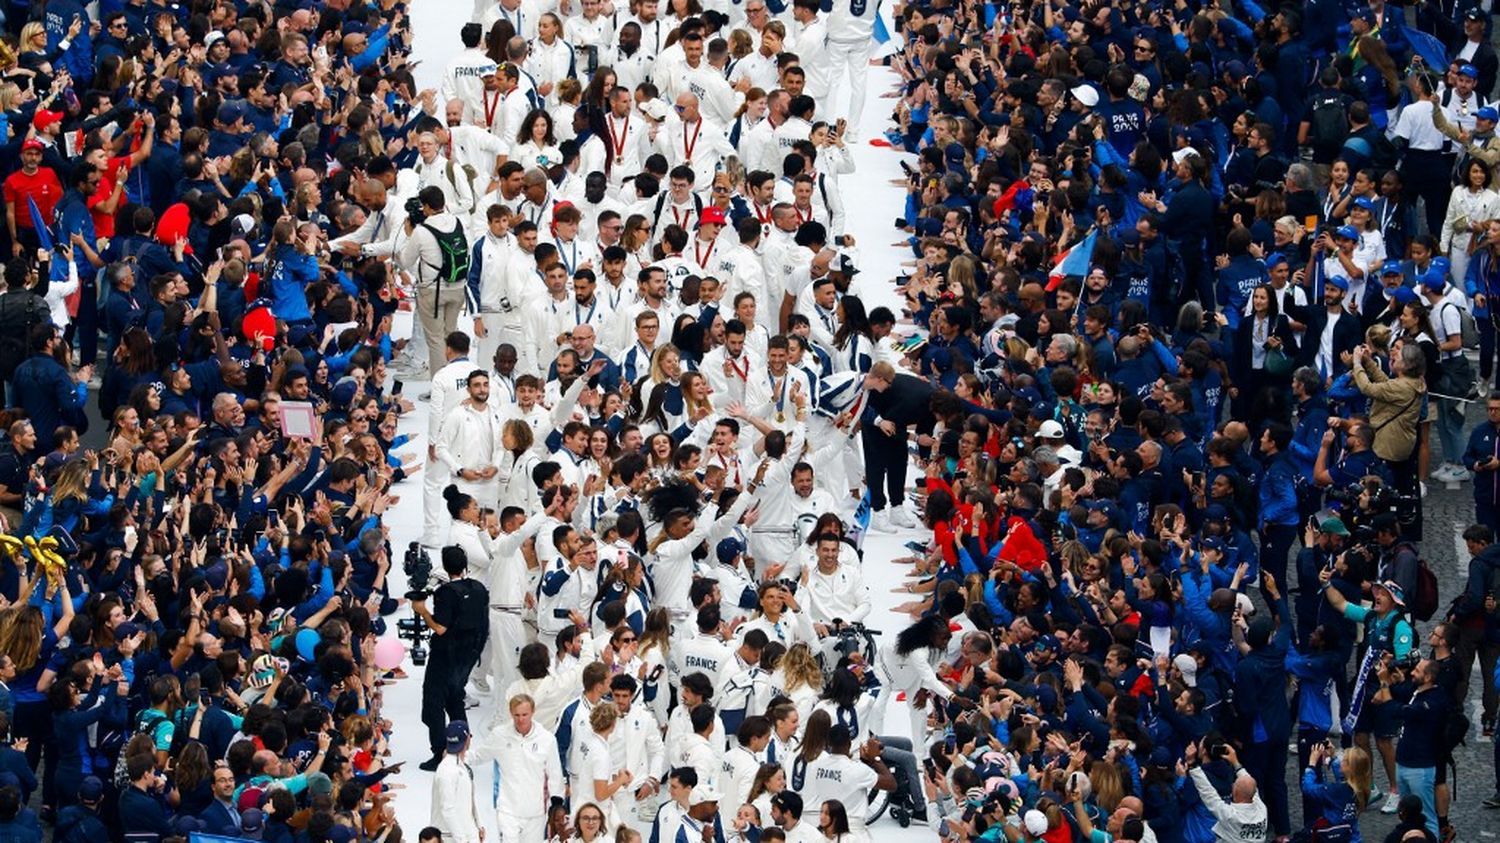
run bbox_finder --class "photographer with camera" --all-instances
[1352,342,1427,534]
[402,186,471,378]
[1324,574,1415,816]
[411,545,491,772]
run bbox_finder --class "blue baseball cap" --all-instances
[1390,286,1420,305]
[1461,63,1481,79]
[716,538,742,565]
[1381,260,1405,276]
[1482,107,1500,123]
[445,720,471,751]
[1335,224,1360,240]
[1326,275,1350,291]
[1266,254,1288,269]
[1199,535,1227,553]
[1421,269,1448,290]
[1352,196,1375,210]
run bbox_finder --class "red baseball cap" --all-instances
[699,206,727,226]
[32,110,64,133]
[20,138,43,153]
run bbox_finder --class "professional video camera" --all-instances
[404,541,432,600]
[398,542,433,666]
[1325,478,1418,539]
[405,195,426,224]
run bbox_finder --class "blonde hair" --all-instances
[1341,746,1373,811]
[589,701,620,733]
[51,459,91,505]
[1089,761,1125,813]
[780,642,823,695]
[19,23,46,51]
[0,607,44,672]
[728,29,753,59]
[648,344,680,384]
[556,77,583,105]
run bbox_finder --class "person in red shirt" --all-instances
[81,113,156,240]
[3,139,64,256]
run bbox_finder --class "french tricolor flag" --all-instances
[872,0,903,58]
[1046,229,1098,291]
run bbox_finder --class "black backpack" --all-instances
[446,577,490,636]
[1309,92,1350,156]
[0,291,49,381]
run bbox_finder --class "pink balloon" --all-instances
[373,637,405,671]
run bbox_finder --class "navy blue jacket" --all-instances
[1234,597,1292,742]
[10,353,87,451]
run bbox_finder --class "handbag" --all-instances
[1432,353,1475,399]
[1264,345,1295,377]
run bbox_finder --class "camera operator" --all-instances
[412,545,491,771]
[1312,420,1389,491]
[1369,512,1421,602]
[401,185,470,377]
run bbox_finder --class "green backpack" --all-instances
[420,220,471,313]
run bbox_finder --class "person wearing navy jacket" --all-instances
[11,325,89,452]
[1257,423,1300,601]
[1235,574,1293,838]
[1463,393,1500,531]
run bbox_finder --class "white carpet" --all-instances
[385,5,932,836]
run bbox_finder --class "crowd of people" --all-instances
[0,0,1499,842]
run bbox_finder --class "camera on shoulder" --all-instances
[405,195,427,224]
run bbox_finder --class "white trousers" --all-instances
[486,610,527,701]
[496,810,546,843]
[828,38,873,138]
[422,462,452,548]
[470,313,506,373]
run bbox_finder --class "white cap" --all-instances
[204,31,225,48]
[641,99,670,121]
[1171,147,1201,166]
[1235,592,1256,617]
[689,784,722,805]
[230,213,256,238]
[1173,653,1199,686]
[1070,85,1099,107]
[1037,420,1065,439]
[1024,809,1050,836]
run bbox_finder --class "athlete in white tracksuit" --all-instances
[423,344,483,548]
[825,0,883,140]
[435,375,506,507]
[466,212,518,370]
[470,694,564,843]
[483,512,549,693]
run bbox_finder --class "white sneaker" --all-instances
[1381,792,1401,814]
[889,507,917,529]
[869,510,894,534]
[1440,463,1471,483]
